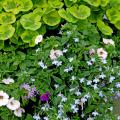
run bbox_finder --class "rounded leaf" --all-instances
[101,0,109,7]
[83,0,101,7]
[3,0,21,14]
[0,25,15,40]
[20,13,41,31]
[97,20,113,35]
[20,30,39,43]
[58,8,78,23]
[43,10,61,26]
[48,0,64,8]
[0,12,16,24]
[20,0,33,11]
[67,5,91,19]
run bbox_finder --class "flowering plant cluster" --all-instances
[0,20,120,120]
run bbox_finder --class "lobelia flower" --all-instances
[35,35,43,45]
[33,113,41,120]
[92,111,99,116]
[73,38,79,42]
[7,97,20,110]
[97,48,108,59]
[38,61,47,69]
[0,91,9,106]
[14,107,25,117]
[40,92,50,102]
[2,77,14,85]
[87,117,94,120]
[43,117,49,120]
[103,38,115,46]
[50,49,63,60]
[115,82,120,88]
[20,83,31,91]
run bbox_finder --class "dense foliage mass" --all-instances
[0,0,120,120]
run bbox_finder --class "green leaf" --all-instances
[33,7,46,16]
[0,12,16,24]
[114,20,120,30]
[3,0,21,14]
[0,40,4,50]
[67,5,91,19]
[32,0,48,8]
[64,0,77,7]
[58,8,78,23]
[83,0,101,7]
[106,8,120,24]
[97,19,113,35]
[20,13,41,31]
[20,30,38,43]
[43,10,61,26]
[0,25,15,40]
[20,0,33,12]
[101,0,109,7]
[48,0,64,8]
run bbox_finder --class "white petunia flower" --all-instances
[0,91,9,106]
[103,38,115,46]
[35,35,43,45]
[97,48,108,59]
[7,98,20,110]
[2,77,14,85]
[50,49,63,60]
[14,107,25,117]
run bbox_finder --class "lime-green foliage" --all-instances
[0,0,119,48]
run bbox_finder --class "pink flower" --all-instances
[97,48,108,59]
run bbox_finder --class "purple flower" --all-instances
[40,92,50,102]
[20,83,31,91]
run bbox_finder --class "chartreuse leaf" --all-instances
[83,0,101,7]
[20,13,41,31]
[106,8,120,24]
[43,10,61,26]
[101,0,109,7]
[58,8,78,23]
[3,0,21,14]
[64,0,77,7]
[33,7,46,16]
[114,20,120,30]
[67,5,91,19]
[97,19,113,35]
[20,0,33,12]
[48,0,64,8]
[0,12,16,24]
[20,30,38,43]
[32,0,48,8]
[0,25,15,40]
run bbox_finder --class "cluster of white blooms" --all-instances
[35,35,43,45]
[0,91,24,117]
[2,77,14,84]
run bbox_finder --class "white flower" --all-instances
[68,57,74,62]
[2,77,14,85]
[99,73,106,79]
[92,84,98,90]
[92,111,99,116]
[93,78,99,83]
[99,91,104,97]
[108,106,113,111]
[73,38,79,42]
[35,35,43,44]
[64,66,73,72]
[81,112,85,118]
[61,96,67,102]
[58,104,63,109]
[87,117,94,120]
[80,78,85,83]
[109,75,115,83]
[101,59,107,64]
[81,97,87,103]
[75,99,80,105]
[84,93,90,99]
[33,113,41,120]
[64,117,70,120]
[62,48,68,53]
[7,98,20,110]
[54,84,59,88]
[75,91,81,96]
[38,61,47,69]
[87,61,93,66]
[71,104,79,113]
[66,31,71,36]
[115,82,120,88]
[87,80,92,85]
[97,48,108,59]
[70,76,76,81]
[14,107,25,117]
[50,49,63,60]
[89,48,95,56]
[43,117,49,120]
[0,91,9,106]
[117,116,120,120]
[103,38,115,46]
[52,60,62,66]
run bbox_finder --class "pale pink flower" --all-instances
[103,38,115,46]
[97,48,108,59]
